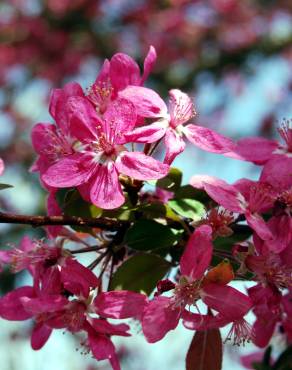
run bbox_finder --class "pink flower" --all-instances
[31,82,84,181]
[120,87,235,164]
[94,290,148,320]
[0,272,68,350]
[43,97,169,209]
[137,225,251,343]
[248,284,282,347]
[87,46,156,115]
[0,236,61,275]
[84,320,130,370]
[96,226,252,345]
[0,158,4,175]
[191,176,276,241]
[225,118,292,165]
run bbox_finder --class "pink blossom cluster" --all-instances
[0,237,129,369]
[30,46,233,210]
[190,121,292,347]
[0,48,291,369]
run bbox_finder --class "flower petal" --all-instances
[31,323,52,350]
[94,291,147,319]
[190,174,227,190]
[124,120,167,144]
[0,286,35,321]
[184,124,235,153]
[42,153,94,188]
[169,89,194,126]
[0,158,4,176]
[142,296,180,343]
[88,333,121,370]
[103,98,137,142]
[49,82,84,132]
[119,86,167,118]
[20,295,68,314]
[90,163,124,209]
[67,96,102,142]
[141,45,157,84]
[180,225,213,280]
[260,155,292,191]
[245,210,273,241]
[110,52,141,91]
[90,318,130,337]
[61,258,99,298]
[202,284,252,320]
[203,179,245,213]
[225,137,278,165]
[164,128,186,164]
[116,151,169,180]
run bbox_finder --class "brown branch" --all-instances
[0,212,128,231]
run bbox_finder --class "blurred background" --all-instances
[0,0,292,369]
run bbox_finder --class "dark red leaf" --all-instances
[186,329,223,370]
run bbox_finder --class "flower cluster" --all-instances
[0,48,291,369]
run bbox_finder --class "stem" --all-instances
[98,253,112,279]
[148,138,162,156]
[0,212,128,231]
[69,245,107,254]
[107,256,115,291]
[87,251,108,270]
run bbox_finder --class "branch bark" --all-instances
[0,212,128,231]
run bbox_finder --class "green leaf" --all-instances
[138,202,166,219]
[102,196,135,221]
[186,328,223,370]
[157,167,182,191]
[110,253,171,295]
[214,227,252,251]
[124,219,182,251]
[56,189,102,232]
[0,183,13,190]
[168,198,205,221]
[63,189,102,218]
[272,345,292,370]
[175,185,209,203]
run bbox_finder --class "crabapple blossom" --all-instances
[120,87,235,164]
[1,46,292,370]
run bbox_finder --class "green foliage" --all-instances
[156,167,182,191]
[272,345,292,370]
[124,219,183,251]
[168,198,205,221]
[214,227,252,251]
[56,189,102,232]
[110,253,171,294]
[0,183,13,190]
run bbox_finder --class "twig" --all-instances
[0,212,128,231]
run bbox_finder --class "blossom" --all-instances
[191,175,277,241]
[31,82,84,180]
[95,226,252,343]
[120,87,235,164]
[140,225,252,343]
[87,46,156,115]
[43,96,169,209]
[225,118,292,165]
[0,158,4,175]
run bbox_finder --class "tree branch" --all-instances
[0,212,128,231]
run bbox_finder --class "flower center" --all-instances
[87,80,113,115]
[46,128,73,162]
[224,318,254,346]
[172,278,201,308]
[278,118,292,152]
[248,182,276,212]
